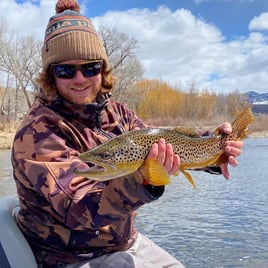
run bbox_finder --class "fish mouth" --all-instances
[74,160,116,175]
[77,164,105,173]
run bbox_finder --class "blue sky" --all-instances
[87,0,268,40]
[1,0,268,94]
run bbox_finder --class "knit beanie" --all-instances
[41,0,109,72]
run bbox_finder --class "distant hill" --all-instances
[245,91,268,114]
[245,91,268,104]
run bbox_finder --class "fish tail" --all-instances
[230,107,254,140]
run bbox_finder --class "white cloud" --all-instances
[0,1,268,93]
[94,5,268,93]
[195,0,255,4]
[0,0,54,39]
[249,12,268,31]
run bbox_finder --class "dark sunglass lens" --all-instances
[54,65,75,79]
[82,62,102,77]
[53,62,102,79]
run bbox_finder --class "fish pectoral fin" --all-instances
[139,158,171,186]
[180,168,196,189]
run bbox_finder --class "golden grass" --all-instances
[0,121,18,149]
[0,114,268,150]
[0,132,15,149]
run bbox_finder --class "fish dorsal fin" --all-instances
[173,127,200,138]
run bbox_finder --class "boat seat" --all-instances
[0,196,38,268]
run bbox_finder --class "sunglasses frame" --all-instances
[51,60,103,79]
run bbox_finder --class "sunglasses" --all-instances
[51,60,103,79]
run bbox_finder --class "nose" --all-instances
[73,70,87,82]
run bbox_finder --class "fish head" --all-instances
[74,136,145,181]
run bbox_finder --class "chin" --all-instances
[72,98,96,105]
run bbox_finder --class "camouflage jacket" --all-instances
[12,91,165,266]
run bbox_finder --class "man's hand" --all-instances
[217,122,244,179]
[137,138,180,186]
[147,138,180,176]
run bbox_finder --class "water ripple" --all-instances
[135,138,268,267]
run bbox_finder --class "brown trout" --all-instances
[75,107,254,188]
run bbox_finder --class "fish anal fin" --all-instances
[216,154,229,166]
[140,158,171,186]
[181,168,196,189]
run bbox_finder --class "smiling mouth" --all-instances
[71,87,89,92]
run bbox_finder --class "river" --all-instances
[0,138,268,267]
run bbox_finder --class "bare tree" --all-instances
[0,19,15,120]
[183,81,200,119]
[227,90,248,117]
[99,26,144,103]
[0,22,143,120]
[0,19,42,120]
[14,36,42,107]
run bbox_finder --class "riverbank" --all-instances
[0,132,15,149]
[0,129,268,150]
[249,130,268,138]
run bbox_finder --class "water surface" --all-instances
[1,138,267,267]
[135,138,268,267]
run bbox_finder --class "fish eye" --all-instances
[100,152,112,159]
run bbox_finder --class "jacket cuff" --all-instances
[128,171,165,200]
[194,166,222,175]
[143,184,165,198]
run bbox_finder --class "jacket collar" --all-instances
[37,89,109,129]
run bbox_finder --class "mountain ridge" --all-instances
[245,91,268,104]
[245,91,268,114]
